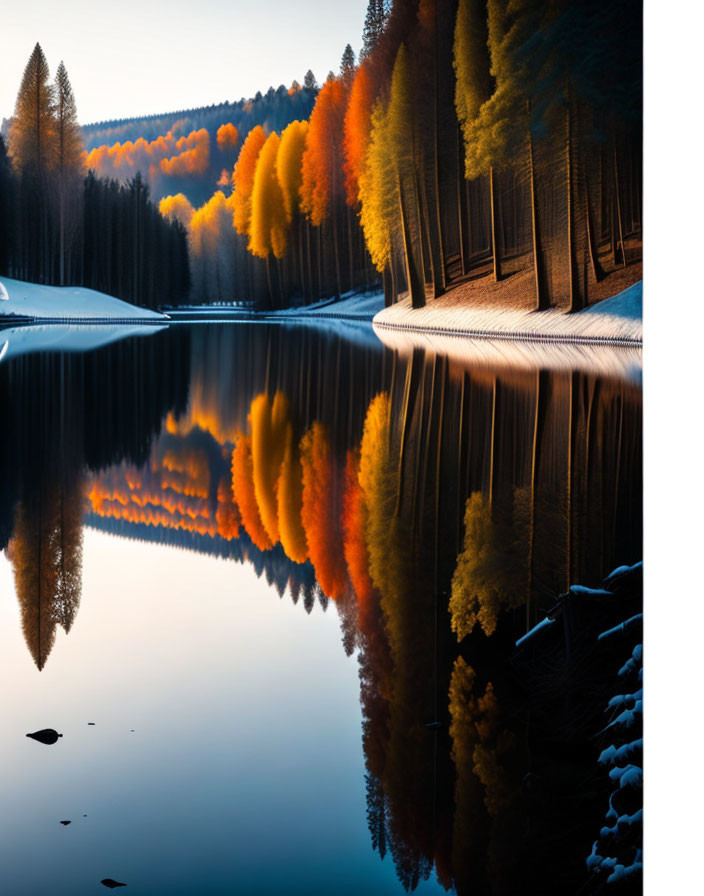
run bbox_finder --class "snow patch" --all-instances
[0,277,167,321]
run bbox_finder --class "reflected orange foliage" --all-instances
[300,422,348,599]
[342,449,376,628]
[216,472,242,539]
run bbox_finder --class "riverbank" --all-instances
[0,277,167,322]
[373,281,642,346]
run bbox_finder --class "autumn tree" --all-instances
[343,61,376,208]
[358,99,395,303]
[300,76,349,298]
[274,120,309,297]
[9,43,55,281]
[231,125,267,237]
[386,44,425,308]
[277,422,308,564]
[53,61,83,284]
[249,132,288,304]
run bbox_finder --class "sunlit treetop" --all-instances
[231,124,267,236]
[249,131,288,259]
[9,43,56,174]
[300,76,348,226]
[343,60,376,207]
[216,122,239,151]
[276,120,308,224]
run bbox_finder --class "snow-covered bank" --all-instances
[373,281,643,346]
[0,323,167,364]
[0,277,168,321]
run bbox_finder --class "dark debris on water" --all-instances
[26,729,62,745]
[101,880,127,889]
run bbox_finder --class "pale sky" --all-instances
[1,0,368,125]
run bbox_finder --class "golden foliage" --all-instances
[449,490,529,638]
[358,100,394,272]
[231,124,266,236]
[249,132,288,259]
[276,120,308,223]
[231,434,272,551]
[250,391,290,544]
[216,122,240,151]
[277,423,308,564]
[159,128,210,176]
[159,193,195,228]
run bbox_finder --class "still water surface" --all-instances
[0,322,642,894]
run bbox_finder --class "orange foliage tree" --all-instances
[231,124,267,236]
[343,61,377,207]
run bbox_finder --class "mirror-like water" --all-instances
[0,323,642,894]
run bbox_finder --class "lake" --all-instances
[0,321,642,894]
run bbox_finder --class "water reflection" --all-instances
[0,324,641,894]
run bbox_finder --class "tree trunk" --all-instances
[489,166,502,282]
[566,102,581,312]
[528,117,549,310]
[397,172,425,308]
[456,124,468,277]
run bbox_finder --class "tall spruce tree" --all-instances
[361,0,389,60]
[53,62,83,285]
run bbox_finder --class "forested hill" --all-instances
[81,86,317,151]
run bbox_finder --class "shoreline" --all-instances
[372,281,642,347]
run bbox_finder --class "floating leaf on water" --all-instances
[60,820,71,826]
[101,880,127,889]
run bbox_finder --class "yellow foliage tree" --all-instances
[249,132,288,259]
[358,99,394,274]
[231,124,266,236]
[276,120,308,224]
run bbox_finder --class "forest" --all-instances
[0,45,191,310]
[154,0,642,311]
[0,0,641,315]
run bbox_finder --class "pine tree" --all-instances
[303,69,318,92]
[9,43,55,281]
[53,61,83,285]
[8,43,55,176]
[340,44,356,83]
[361,0,389,60]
